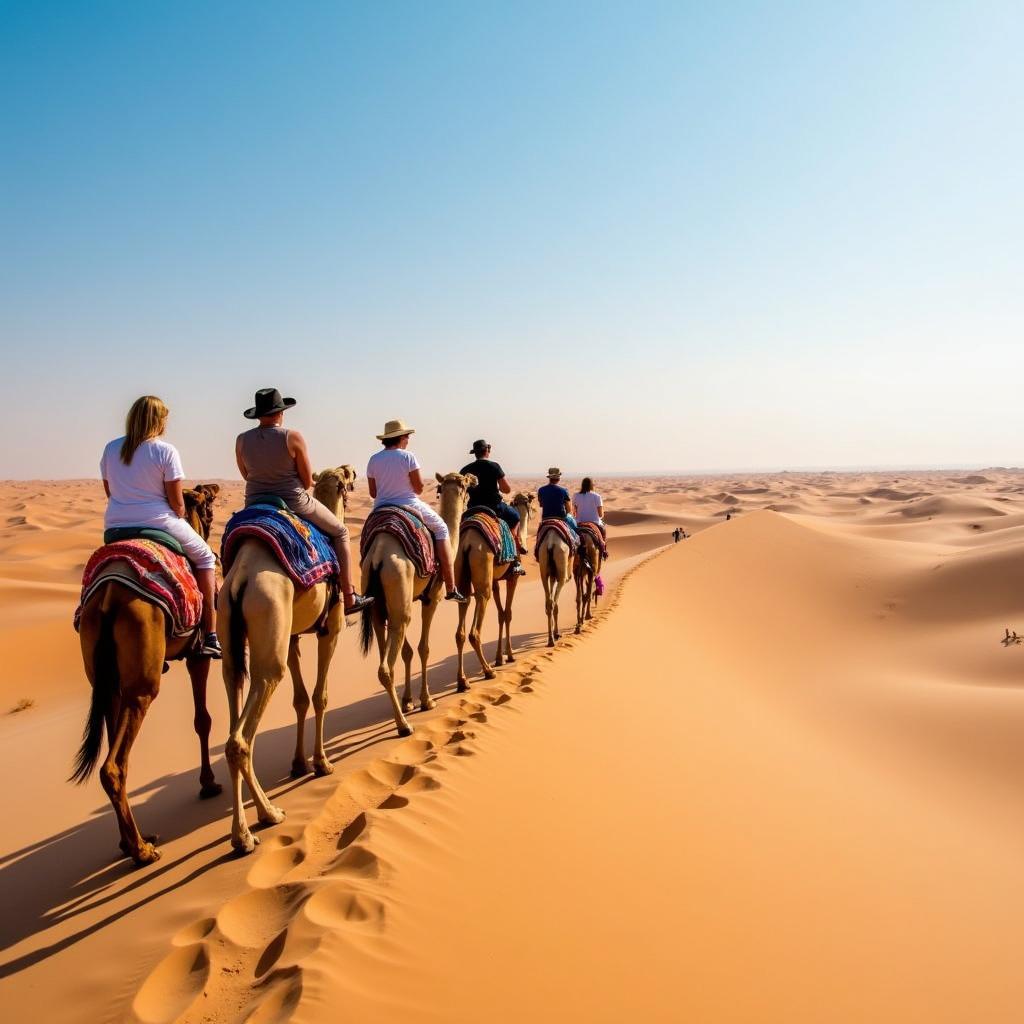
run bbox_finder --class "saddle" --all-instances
[360,505,436,578]
[75,539,203,642]
[461,509,516,565]
[577,522,607,557]
[102,526,184,556]
[534,517,579,559]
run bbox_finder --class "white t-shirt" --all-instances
[367,448,421,505]
[574,490,603,524]
[101,436,184,528]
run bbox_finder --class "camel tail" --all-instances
[70,597,118,784]
[222,579,249,689]
[360,564,383,655]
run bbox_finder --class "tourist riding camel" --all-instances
[538,467,590,571]
[460,439,527,576]
[100,395,221,657]
[235,387,371,614]
[367,419,468,602]
[573,476,609,559]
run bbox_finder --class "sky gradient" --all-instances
[2,2,1022,479]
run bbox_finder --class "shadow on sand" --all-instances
[0,628,547,977]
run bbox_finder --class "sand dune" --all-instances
[3,469,1024,1021]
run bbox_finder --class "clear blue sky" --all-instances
[2,1,1022,479]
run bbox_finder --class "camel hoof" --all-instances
[291,759,311,779]
[420,698,437,711]
[547,639,555,648]
[397,723,414,737]
[313,759,334,777]
[575,625,582,634]
[507,652,516,663]
[483,669,496,680]
[402,701,414,714]
[133,843,162,866]
[199,781,223,799]
[456,677,468,692]
[232,832,259,856]
[258,805,286,826]
[494,657,503,667]
[121,833,159,855]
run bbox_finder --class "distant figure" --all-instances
[726,512,732,521]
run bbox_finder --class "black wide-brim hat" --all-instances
[244,388,297,419]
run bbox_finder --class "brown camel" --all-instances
[537,521,573,646]
[72,485,222,866]
[490,492,535,667]
[359,472,473,735]
[219,466,356,855]
[454,491,535,687]
[574,526,604,633]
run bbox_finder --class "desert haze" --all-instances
[3,469,1024,1022]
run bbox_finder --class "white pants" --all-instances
[148,513,216,569]
[378,498,449,541]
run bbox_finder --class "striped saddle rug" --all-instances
[461,509,517,565]
[360,505,436,578]
[577,521,607,556]
[222,505,339,589]
[75,539,202,638]
[534,517,579,560]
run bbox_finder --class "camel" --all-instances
[219,466,356,855]
[537,521,574,646]
[454,491,535,687]
[359,472,473,735]
[72,485,222,866]
[574,525,604,633]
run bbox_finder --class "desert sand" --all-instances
[3,469,1024,1022]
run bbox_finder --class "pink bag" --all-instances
[595,574,605,596]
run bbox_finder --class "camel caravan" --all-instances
[71,391,610,863]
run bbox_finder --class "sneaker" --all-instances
[446,589,470,604]
[511,561,527,577]
[344,593,374,615]
[200,633,223,659]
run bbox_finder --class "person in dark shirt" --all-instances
[538,467,590,570]
[461,439,527,574]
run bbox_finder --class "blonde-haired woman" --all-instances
[100,396,221,657]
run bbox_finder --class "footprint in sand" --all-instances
[303,884,386,931]
[217,885,310,949]
[241,965,303,1024]
[131,942,210,1024]
[247,845,307,888]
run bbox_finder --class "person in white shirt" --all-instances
[366,420,467,602]
[572,477,608,557]
[101,396,220,657]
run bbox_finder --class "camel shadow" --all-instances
[0,627,543,977]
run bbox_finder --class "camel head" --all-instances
[511,490,535,543]
[183,484,218,541]
[435,471,475,514]
[312,465,357,514]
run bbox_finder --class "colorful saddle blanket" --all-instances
[534,517,579,559]
[360,505,436,578]
[461,509,517,565]
[74,539,202,638]
[577,521,607,556]
[221,505,339,589]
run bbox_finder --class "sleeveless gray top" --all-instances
[239,426,305,501]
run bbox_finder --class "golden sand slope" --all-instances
[3,470,1024,1022]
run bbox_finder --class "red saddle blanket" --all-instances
[577,521,607,555]
[360,505,436,578]
[534,518,579,559]
[74,539,202,638]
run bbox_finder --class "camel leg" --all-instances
[401,636,415,714]
[467,589,495,680]
[379,576,414,736]
[287,637,311,777]
[186,655,221,798]
[102,688,160,865]
[455,593,471,691]
[492,581,506,667]
[311,615,340,776]
[575,568,585,634]
[502,574,518,662]
[417,590,440,711]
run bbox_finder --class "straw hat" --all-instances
[547,467,561,478]
[376,419,416,440]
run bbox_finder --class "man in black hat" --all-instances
[461,440,527,575]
